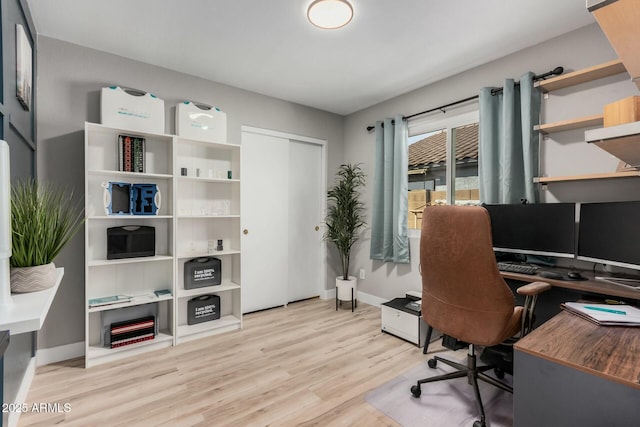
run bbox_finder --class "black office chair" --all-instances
[410,205,550,427]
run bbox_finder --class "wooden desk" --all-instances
[500,268,640,302]
[513,310,640,427]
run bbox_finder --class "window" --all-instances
[407,110,479,230]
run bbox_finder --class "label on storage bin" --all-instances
[194,303,217,319]
[193,267,216,282]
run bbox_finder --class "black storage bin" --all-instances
[187,295,221,325]
[184,257,221,289]
[107,225,155,259]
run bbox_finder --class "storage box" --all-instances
[176,101,227,143]
[101,303,158,347]
[184,257,221,289]
[101,86,165,134]
[187,294,221,325]
[604,96,640,127]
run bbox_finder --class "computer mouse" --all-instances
[539,270,564,280]
[567,271,587,280]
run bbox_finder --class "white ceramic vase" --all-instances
[10,262,57,293]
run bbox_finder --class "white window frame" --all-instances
[408,108,479,237]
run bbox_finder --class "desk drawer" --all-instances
[381,305,420,345]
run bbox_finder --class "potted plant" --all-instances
[9,179,84,293]
[324,163,366,305]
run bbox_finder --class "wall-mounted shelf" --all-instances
[585,120,640,167]
[534,170,640,184]
[536,114,603,135]
[535,59,627,92]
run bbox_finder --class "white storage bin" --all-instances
[101,86,165,134]
[176,101,227,143]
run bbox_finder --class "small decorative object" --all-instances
[227,170,232,179]
[196,168,200,177]
[207,240,216,254]
[181,168,187,176]
[216,239,223,251]
[10,179,84,293]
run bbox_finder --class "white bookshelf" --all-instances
[84,122,175,368]
[174,135,242,344]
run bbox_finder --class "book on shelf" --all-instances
[88,295,133,308]
[118,134,145,173]
[561,302,640,326]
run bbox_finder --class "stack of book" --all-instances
[109,316,156,348]
[118,134,145,173]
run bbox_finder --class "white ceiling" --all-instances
[26,0,595,116]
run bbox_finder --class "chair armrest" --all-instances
[516,281,551,296]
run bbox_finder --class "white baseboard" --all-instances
[36,341,84,366]
[319,288,386,308]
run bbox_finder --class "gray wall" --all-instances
[35,36,345,350]
[343,23,640,302]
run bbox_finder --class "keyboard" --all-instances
[497,262,540,275]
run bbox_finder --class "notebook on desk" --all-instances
[561,302,640,326]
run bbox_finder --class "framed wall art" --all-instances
[16,24,32,111]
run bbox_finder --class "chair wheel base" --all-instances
[427,358,437,369]
[410,385,422,398]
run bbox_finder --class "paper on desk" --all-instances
[561,302,640,326]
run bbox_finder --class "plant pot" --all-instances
[336,276,357,301]
[10,262,57,293]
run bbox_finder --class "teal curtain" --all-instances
[479,72,541,204]
[370,115,410,263]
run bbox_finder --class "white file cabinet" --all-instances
[381,294,432,347]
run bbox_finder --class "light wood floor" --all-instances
[20,298,444,426]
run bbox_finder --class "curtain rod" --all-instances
[365,66,564,132]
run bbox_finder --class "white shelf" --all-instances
[88,255,173,267]
[175,137,240,150]
[176,315,241,338]
[177,215,240,219]
[88,169,172,180]
[86,332,173,362]
[88,215,173,220]
[179,176,240,184]
[177,250,240,260]
[177,282,240,299]
[88,293,173,313]
[0,268,63,335]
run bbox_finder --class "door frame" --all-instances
[240,125,328,302]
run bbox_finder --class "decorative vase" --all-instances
[336,276,357,302]
[10,262,57,293]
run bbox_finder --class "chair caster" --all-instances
[473,420,486,427]
[494,367,505,379]
[410,385,422,398]
[427,358,437,369]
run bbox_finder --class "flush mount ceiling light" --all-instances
[307,0,354,29]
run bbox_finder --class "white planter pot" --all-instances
[10,262,57,293]
[336,276,357,301]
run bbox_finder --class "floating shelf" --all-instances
[535,59,627,92]
[534,170,640,184]
[585,121,640,167]
[536,114,604,134]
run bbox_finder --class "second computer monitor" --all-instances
[483,203,576,259]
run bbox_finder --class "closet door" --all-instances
[288,140,324,302]
[241,129,325,313]
[241,132,289,313]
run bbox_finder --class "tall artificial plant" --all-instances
[324,163,366,280]
[10,179,84,268]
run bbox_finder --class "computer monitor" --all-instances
[577,201,640,271]
[483,203,576,259]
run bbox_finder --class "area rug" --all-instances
[365,356,513,427]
